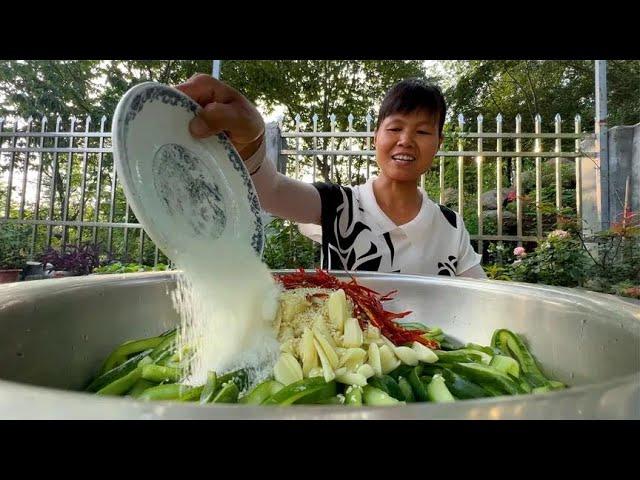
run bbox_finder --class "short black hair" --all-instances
[376,78,447,135]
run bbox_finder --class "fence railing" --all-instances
[0,112,597,265]
[0,115,167,266]
[276,112,596,255]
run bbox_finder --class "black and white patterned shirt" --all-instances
[298,177,482,276]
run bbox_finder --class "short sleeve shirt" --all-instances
[299,176,482,276]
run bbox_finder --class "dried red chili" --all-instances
[275,269,439,349]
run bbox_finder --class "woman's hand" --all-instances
[176,73,265,160]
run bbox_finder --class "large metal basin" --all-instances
[0,271,638,419]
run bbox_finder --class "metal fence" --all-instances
[277,113,596,254]
[0,115,167,266]
[0,112,596,265]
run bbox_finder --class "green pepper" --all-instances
[96,366,143,396]
[128,379,157,398]
[388,364,414,381]
[199,371,219,404]
[216,369,249,392]
[465,342,500,357]
[312,396,344,405]
[439,367,489,399]
[491,329,549,388]
[407,365,429,401]
[136,383,180,401]
[179,385,204,401]
[397,377,415,402]
[141,364,182,383]
[238,379,284,405]
[138,383,199,401]
[211,381,240,403]
[450,363,520,396]
[262,378,332,405]
[434,349,491,365]
[148,329,178,363]
[99,336,165,374]
[86,349,152,392]
[293,380,337,404]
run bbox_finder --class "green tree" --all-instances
[1,60,430,263]
[440,60,639,133]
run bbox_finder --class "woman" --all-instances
[177,74,485,278]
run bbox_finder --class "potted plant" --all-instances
[0,249,27,283]
[40,244,101,278]
[0,224,29,283]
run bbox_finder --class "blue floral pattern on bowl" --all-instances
[118,83,264,256]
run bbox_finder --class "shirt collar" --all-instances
[358,176,435,240]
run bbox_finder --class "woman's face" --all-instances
[374,110,442,183]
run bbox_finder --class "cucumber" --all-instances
[362,385,401,406]
[490,355,520,378]
[426,374,456,403]
[368,375,405,401]
[345,385,363,406]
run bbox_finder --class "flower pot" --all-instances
[0,269,22,284]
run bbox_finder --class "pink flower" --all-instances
[513,246,526,257]
[548,229,570,240]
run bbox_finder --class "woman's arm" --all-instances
[245,139,321,224]
[176,74,321,225]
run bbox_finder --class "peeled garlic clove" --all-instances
[356,363,375,379]
[342,318,363,348]
[367,343,382,377]
[273,352,304,386]
[338,347,367,370]
[313,338,336,383]
[412,341,439,363]
[308,367,324,378]
[327,289,348,332]
[335,371,368,387]
[301,327,319,376]
[394,346,419,366]
[379,345,401,374]
[313,327,339,369]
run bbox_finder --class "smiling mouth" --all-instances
[391,154,416,164]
